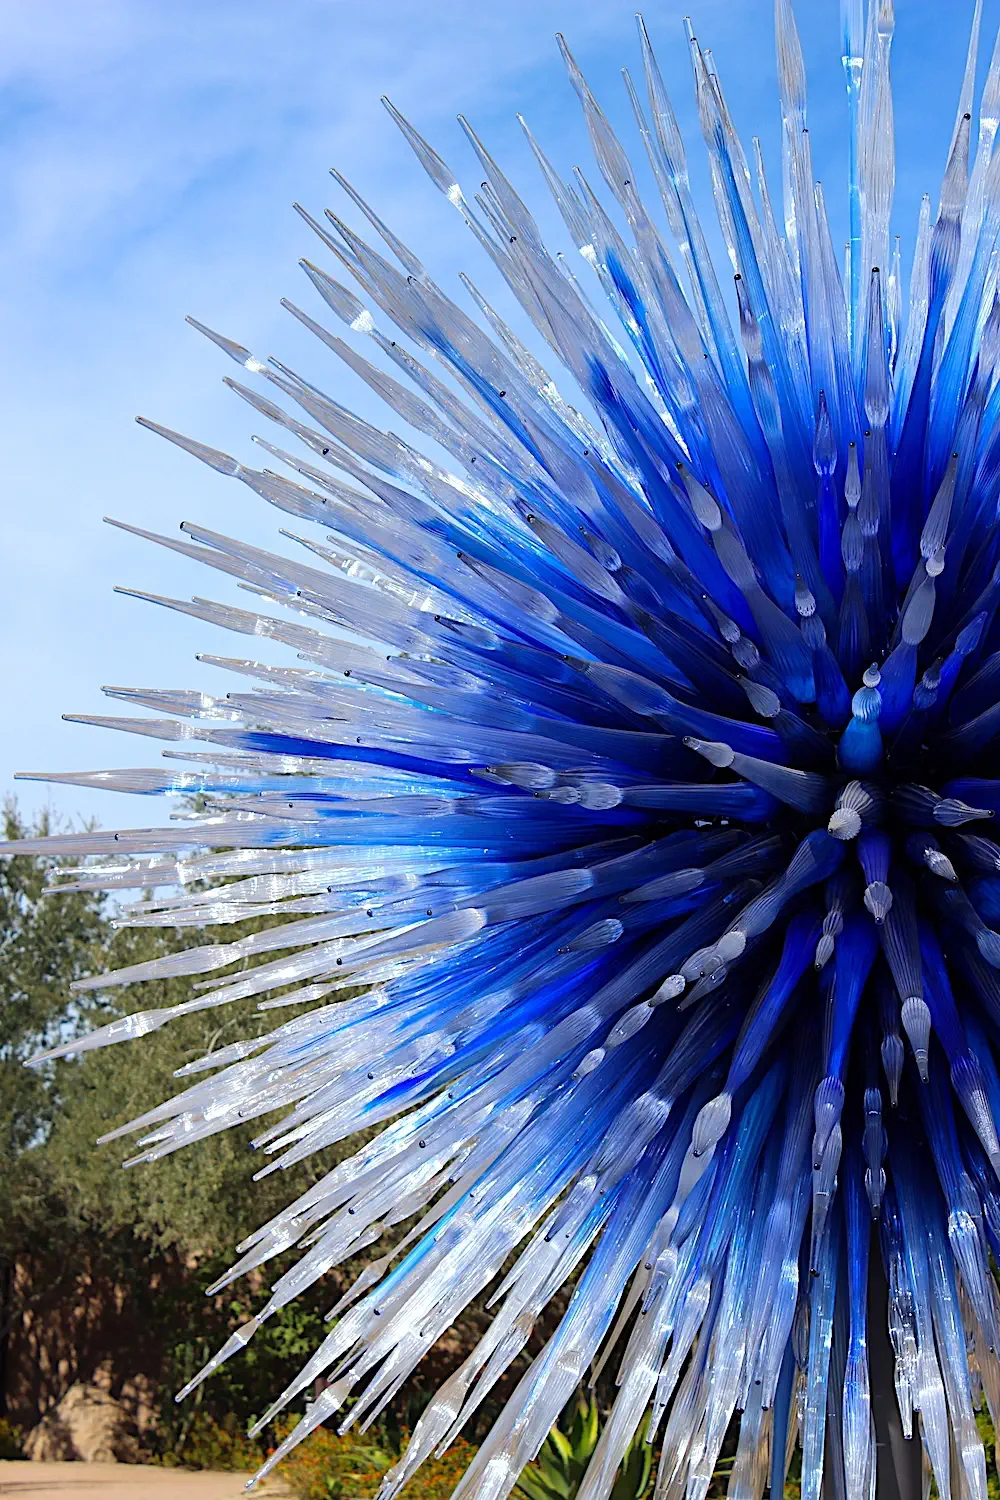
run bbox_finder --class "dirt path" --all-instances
[0,1461,291,1499]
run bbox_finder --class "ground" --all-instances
[0,1462,291,1498]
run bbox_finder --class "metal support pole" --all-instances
[868,1246,921,1500]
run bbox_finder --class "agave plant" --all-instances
[12,1,1000,1498]
[516,1400,651,1500]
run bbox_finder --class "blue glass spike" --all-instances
[725,911,820,1096]
[841,1145,873,1499]
[838,669,884,773]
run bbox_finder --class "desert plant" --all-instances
[515,1399,652,1500]
[277,1417,477,1500]
[151,1409,264,1472]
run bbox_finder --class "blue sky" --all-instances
[1,0,987,832]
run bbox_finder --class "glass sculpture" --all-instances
[10,2,1000,1495]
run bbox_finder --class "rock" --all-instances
[23,1383,141,1464]
[22,1411,74,1463]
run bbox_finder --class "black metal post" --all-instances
[868,1247,921,1500]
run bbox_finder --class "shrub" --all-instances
[0,1419,24,1460]
[151,1410,263,1472]
[277,1417,477,1500]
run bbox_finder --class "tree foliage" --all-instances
[0,798,570,1455]
[1,798,334,1256]
[0,800,352,1443]
[0,801,107,1249]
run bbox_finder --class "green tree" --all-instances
[0,799,338,1442]
[0,798,568,1458]
[0,801,113,1414]
[0,801,107,1242]
[0,798,305,1253]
